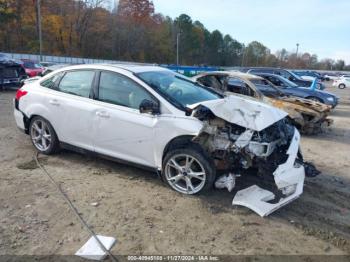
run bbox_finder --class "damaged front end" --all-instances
[190,96,315,217]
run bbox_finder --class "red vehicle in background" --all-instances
[20,59,44,77]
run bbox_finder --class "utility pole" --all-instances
[176,32,180,65]
[36,0,43,61]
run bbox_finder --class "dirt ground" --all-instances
[0,83,350,257]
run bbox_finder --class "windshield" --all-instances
[137,71,221,109]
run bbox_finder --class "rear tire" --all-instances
[338,84,346,89]
[162,144,216,195]
[29,116,59,155]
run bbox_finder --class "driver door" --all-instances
[92,71,159,168]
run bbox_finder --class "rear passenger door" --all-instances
[42,70,98,151]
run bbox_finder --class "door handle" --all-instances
[96,111,110,119]
[49,99,60,106]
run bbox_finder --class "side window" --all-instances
[40,72,64,89]
[266,76,285,87]
[198,76,223,90]
[58,70,95,98]
[227,77,255,97]
[98,71,155,109]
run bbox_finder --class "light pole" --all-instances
[35,0,43,61]
[296,43,299,57]
[176,32,180,65]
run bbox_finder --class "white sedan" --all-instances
[333,76,350,89]
[14,64,306,216]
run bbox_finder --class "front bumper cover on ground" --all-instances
[232,129,305,217]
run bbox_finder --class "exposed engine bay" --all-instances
[189,96,319,216]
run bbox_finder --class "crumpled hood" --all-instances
[280,96,331,113]
[188,95,288,132]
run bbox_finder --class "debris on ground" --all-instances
[75,235,117,261]
[215,173,236,192]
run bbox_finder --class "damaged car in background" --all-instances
[0,54,28,90]
[14,65,318,217]
[193,71,333,134]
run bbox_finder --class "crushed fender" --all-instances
[231,129,305,217]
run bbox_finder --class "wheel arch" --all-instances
[25,114,58,138]
[162,135,196,163]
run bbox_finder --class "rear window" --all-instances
[40,72,64,89]
[3,68,18,78]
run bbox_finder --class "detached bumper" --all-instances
[232,128,305,217]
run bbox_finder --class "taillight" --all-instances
[15,89,28,101]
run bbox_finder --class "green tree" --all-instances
[244,41,269,66]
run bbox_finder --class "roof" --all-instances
[56,63,168,74]
[193,70,263,81]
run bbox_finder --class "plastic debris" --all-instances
[75,235,117,261]
[215,173,236,192]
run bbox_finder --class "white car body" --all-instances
[333,76,350,88]
[14,64,306,216]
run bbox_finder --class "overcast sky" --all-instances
[152,0,350,63]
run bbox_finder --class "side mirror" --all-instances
[139,99,160,115]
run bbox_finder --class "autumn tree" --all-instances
[0,0,347,69]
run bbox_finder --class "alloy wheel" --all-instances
[30,119,52,151]
[164,154,206,194]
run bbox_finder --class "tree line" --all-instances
[0,0,348,70]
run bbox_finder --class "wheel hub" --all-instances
[165,154,206,195]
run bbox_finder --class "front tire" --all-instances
[339,84,346,89]
[162,145,216,195]
[29,116,59,155]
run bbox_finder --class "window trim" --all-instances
[39,71,65,89]
[95,70,160,111]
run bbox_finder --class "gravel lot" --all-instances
[0,84,350,257]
